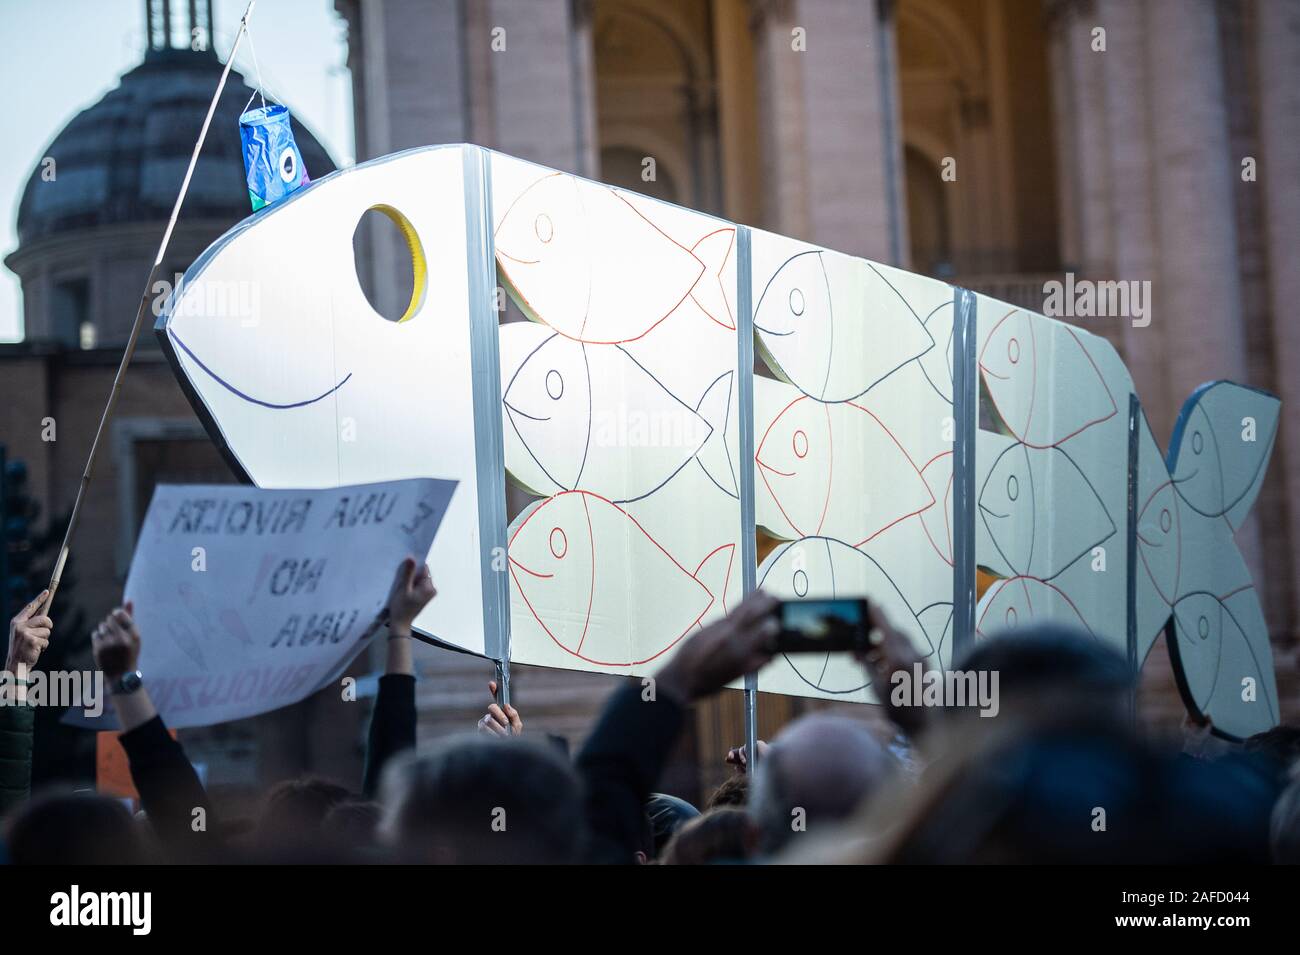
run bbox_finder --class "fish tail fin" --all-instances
[693,543,736,615]
[694,370,738,497]
[689,228,737,330]
[1160,381,1281,737]
[1166,381,1280,531]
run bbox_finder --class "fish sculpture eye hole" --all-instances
[789,287,805,317]
[1005,606,1018,627]
[1007,337,1020,364]
[1006,474,1019,501]
[792,569,809,597]
[1160,508,1172,532]
[1197,615,1210,640]
[546,369,564,400]
[549,527,567,559]
[1192,430,1204,454]
[353,203,428,324]
[792,429,809,459]
[535,213,554,244]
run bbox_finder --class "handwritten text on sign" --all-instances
[73,478,456,729]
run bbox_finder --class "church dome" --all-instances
[16,46,334,247]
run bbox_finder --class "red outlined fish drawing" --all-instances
[508,490,734,667]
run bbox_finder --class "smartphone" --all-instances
[774,598,871,653]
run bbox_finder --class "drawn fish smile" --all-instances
[169,330,352,410]
[507,555,552,580]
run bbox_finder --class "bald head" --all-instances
[750,714,897,854]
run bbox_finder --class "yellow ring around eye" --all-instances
[368,203,427,323]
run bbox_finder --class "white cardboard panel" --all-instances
[158,146,486,655]
[972,296,1281,738]
[491,151,743,674]
[750,230,955,702]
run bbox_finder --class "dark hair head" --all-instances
[380,736,584,864]
[323,799,383,850]
[6,790,151,865]
[661,808,756,865]
[887,721,1274,864]
[707,773,750,809]
[258,776,353,844]
[645,793,700,857]
[1271,772,1300,864]
[1244,724,1300,775]
[953,623,1132,719]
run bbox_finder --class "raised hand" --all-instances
[6,590,53,672]
[655,590,780,705]
[387,556,436,635]
[724,739,769,774]
[92,603,142,681]
[854,602,926,734]
[477,680,523,737]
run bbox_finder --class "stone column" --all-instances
[1098,0,1171,433]
[1147,0,1247,391]
[1147,0,1258,578]
[1068,3,1112,278]
[1256,0,1300,628]
[483,0,593,175]
[344,0,469,323]
[355,0,468,155]
[798,0,904,262]
[1066,1,1124,355]
[750,0,811,240]
[750,0,904,263]
[1045,1,1081,271]
[715,0,763,226]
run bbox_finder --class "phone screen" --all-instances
[775,598,869,653]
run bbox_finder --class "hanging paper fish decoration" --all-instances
[239,104,311,211]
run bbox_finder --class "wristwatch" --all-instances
[111,670,144,696]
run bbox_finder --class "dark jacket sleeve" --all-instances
[575,681,686,864]
[362,673,416,797]
[118,715,212,853]
[0,700,35,819]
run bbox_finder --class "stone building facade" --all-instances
[335,0,1300,797]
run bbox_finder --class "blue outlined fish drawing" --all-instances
[753,250,935,403]
[978,442,1116,580]
[759,535,952,696]
[499,322,736,502]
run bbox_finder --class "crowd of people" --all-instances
[2,556,1298,865]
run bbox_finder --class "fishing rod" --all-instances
[38,0,259,618]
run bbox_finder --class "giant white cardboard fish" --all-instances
[157,143,1281,738]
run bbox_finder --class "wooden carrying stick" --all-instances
[39,0,259,617]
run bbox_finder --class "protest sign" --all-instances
[69,478,455,729]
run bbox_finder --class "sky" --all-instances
[0,0,355,341]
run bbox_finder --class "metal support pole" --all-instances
[463,146,511,707]
[950,287,978,659]
[736,226,759,762]
[1126,394,1141,726]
